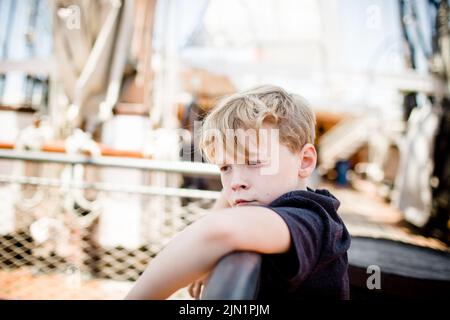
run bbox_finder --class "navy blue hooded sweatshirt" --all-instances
[255,188,351,300]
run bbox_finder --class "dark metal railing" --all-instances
[202,252,262,300]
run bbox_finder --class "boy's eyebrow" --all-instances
[215,156,271,166]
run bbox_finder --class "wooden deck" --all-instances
[324,180,449,252]
[0,268,132,300]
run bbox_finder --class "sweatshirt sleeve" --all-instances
[261,206,325,285]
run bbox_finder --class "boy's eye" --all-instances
[247,160,262,166]
[220,165,231,172]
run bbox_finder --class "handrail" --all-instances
[0,140,146,158]
[0,174,220,199]
[0,149,220,176]
[202,252,262,300]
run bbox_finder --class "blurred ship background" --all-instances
[0,0,449,300]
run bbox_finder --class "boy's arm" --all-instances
[125,206,291,300]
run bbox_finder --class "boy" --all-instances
[125,85,351,300]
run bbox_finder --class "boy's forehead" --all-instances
[233,126,279,144]
[214,149,268,165]
[213,134,278,165]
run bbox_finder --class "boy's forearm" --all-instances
[125,204,290,300]
[125,214,233,300]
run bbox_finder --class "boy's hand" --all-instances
[188,272,211,299]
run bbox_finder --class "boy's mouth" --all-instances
[234,199,256,206]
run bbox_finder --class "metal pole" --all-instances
[0,149,220,176]
[0,174,220,199]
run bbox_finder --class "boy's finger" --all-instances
[199,283,205,299]
[189,281,200,299]
[188,282,195,298]
[193,282,199,299]
[194,282,202,300]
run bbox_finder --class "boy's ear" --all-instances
[298,143,317,178]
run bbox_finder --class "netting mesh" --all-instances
[0,159,217,299]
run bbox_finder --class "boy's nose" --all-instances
[229,166,250,191]
[230,175,250,191]
[231,182,249,191]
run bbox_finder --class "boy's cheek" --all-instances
[219,176,227,189]
[221,188,233,206]
[224,197,234,207]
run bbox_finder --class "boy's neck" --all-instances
[296,180,308,191]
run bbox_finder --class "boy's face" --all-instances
[216,123,316,207]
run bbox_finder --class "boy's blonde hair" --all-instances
[198,84,316,163]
